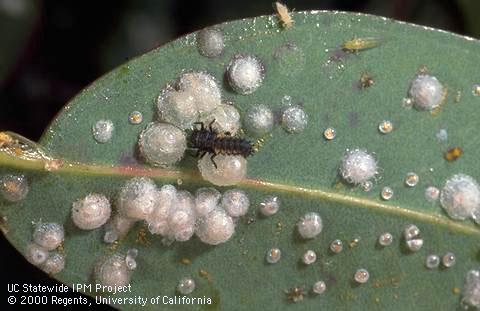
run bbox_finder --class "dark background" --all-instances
[1,0,479,309]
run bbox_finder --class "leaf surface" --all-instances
[2,11,480,310]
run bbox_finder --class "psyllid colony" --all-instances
[2,8,480,310]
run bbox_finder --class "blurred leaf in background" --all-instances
[0,0,38,84]
[458,0,480,38]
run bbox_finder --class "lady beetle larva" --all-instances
[189,120,255,168]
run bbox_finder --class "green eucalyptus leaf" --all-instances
[2,11,480,310]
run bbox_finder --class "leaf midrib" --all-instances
[1,152,478,236]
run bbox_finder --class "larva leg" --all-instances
[208,119,216,131]
[210,153,218,169]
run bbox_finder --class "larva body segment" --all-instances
[189,121,254,168]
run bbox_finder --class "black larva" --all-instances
[189,120,255,168]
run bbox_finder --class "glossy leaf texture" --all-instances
[2,11,480,310]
